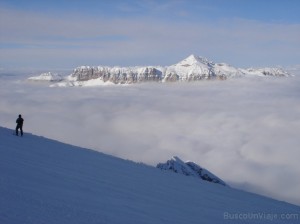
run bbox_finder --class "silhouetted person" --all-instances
[16,114,24,136]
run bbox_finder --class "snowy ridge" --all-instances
[157,156,227,186]
[1,126,299,223]
[47,54,290,86]
[244,67,291,77]
[66,65,164,85]
[28,72,63,82]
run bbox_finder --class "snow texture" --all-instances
[0,126,299,224]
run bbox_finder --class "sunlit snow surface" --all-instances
[0,127,299,223]
[0,71,300,207]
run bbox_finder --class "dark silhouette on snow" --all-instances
[16,114,24,136]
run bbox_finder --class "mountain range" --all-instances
[27,55,291,86]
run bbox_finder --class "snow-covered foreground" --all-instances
[0,126,299,224]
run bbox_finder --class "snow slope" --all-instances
[0,126,299,224]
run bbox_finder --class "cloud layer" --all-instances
[1,74,300,206]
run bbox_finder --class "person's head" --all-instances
[19,114,21,118]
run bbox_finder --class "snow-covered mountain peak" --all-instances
[178,54,213,67]
[157,156,227,186]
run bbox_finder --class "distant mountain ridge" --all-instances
[67,54,290,85]
[28,72,63,82]
[28,54,291,86]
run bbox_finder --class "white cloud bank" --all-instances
[1,74,300,206]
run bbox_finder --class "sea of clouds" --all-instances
[1,73,300,206]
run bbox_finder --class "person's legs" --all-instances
[15,125,19,136]
[20,126,23,136]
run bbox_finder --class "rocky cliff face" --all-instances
[157,156,227,186]
[67,54,290,85]
[70,66,164,84]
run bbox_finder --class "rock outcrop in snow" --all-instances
[66,55,290,85]
[157,156,227,186]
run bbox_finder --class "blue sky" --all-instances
[0,0,300,70]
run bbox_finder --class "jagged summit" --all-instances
[178,54,212,67]
[157,156,227,186]
[168,55,214,80]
